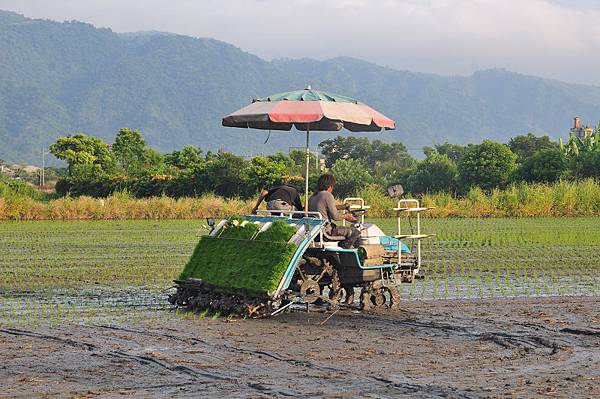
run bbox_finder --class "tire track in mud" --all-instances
[0,328,97,351]
[5,314,593,398]
[106,350,230,381]
[560,327,600,338]
[334,313,567,355]
[0,328,228,384]
[95,324,343,373]
[92,315,568,396]
[478,332,561,354]
[0,327,304,397]
[94,325,328,396]
[97,324,482,398]
[371,376,476,399]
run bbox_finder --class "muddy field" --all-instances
[2,297,599,398]
[1,219,599,397]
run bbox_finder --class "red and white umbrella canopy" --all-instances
[222,87,395,132]
[222,87,396,211]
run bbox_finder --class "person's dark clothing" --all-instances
[330,225,361,249]
[266,185,303,211]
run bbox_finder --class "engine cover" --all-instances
[360,223,386,245]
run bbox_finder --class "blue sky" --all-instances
[1,0,599,85]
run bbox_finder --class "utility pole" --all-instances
[40,147,48,188]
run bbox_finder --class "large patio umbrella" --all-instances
[222,87,395,211]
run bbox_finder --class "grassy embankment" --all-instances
[1,179,600,220]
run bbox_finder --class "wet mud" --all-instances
[1,297,599,398]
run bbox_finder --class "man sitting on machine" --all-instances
[308,174,361,249]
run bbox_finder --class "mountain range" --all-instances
[1,9,600,165]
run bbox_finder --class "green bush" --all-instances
[458,140,517,191]
[516,148,568,183]
[330,158,372,198]
[408,153,458,194]
[0,179,48,201]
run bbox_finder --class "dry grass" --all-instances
[358,179,600,218]
[0,194,254,221]
[2,179,600,220]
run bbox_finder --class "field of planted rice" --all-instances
[1,217,599,326]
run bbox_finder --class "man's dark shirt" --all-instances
[266,185,303,211]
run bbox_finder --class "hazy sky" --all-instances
[1,0,599,85]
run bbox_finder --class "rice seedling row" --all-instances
[373,217,600,300]
[1,217,599,326]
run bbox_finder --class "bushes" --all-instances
[356,179,600,218]
[515,148,568,183]
[330,159,372,198]
[458,140,517,191]
[408,153,458,194]
[570,151,600,179]
[0,179,50,201]
[0,193,254,220]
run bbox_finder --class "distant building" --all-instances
[0,160,40,177]
[20,165,40,174]
[570,117,594,138]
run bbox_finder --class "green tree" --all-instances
[409,153,458,194]
[330,159,372,198]
[50,133,115,174]
[367,140,414,168]
[508,133,558,162]
[423,143,467,163]
[200,152,249,198]
[245,156,288,192]
[50,133,117,195]
[319,136,371,168]
[267,152,294,169]
[319,137,415,185]
[165,146,204,170]
[570,150,600,179]
[515,148,568,183]
[458,140,517,191]
[112,128,161,176]
[368,140,416,181]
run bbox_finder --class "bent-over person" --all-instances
[251,184,303,215]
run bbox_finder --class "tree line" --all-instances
[46,126,600,199]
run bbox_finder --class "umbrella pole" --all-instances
[305,128,310,213]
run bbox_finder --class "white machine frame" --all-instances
[393,199,435,271]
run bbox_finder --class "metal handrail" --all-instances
[255,209,323,219]
[255,209,325,244]
[343,197,369,225]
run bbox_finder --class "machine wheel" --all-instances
[300,279,321,304]
[359,287,373,310]
[358,281,401,310]
[343,285,355,305]
[372,289,386,307]
[327,269,343,305]
[371,281,386,308]
[386,286,401,310]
